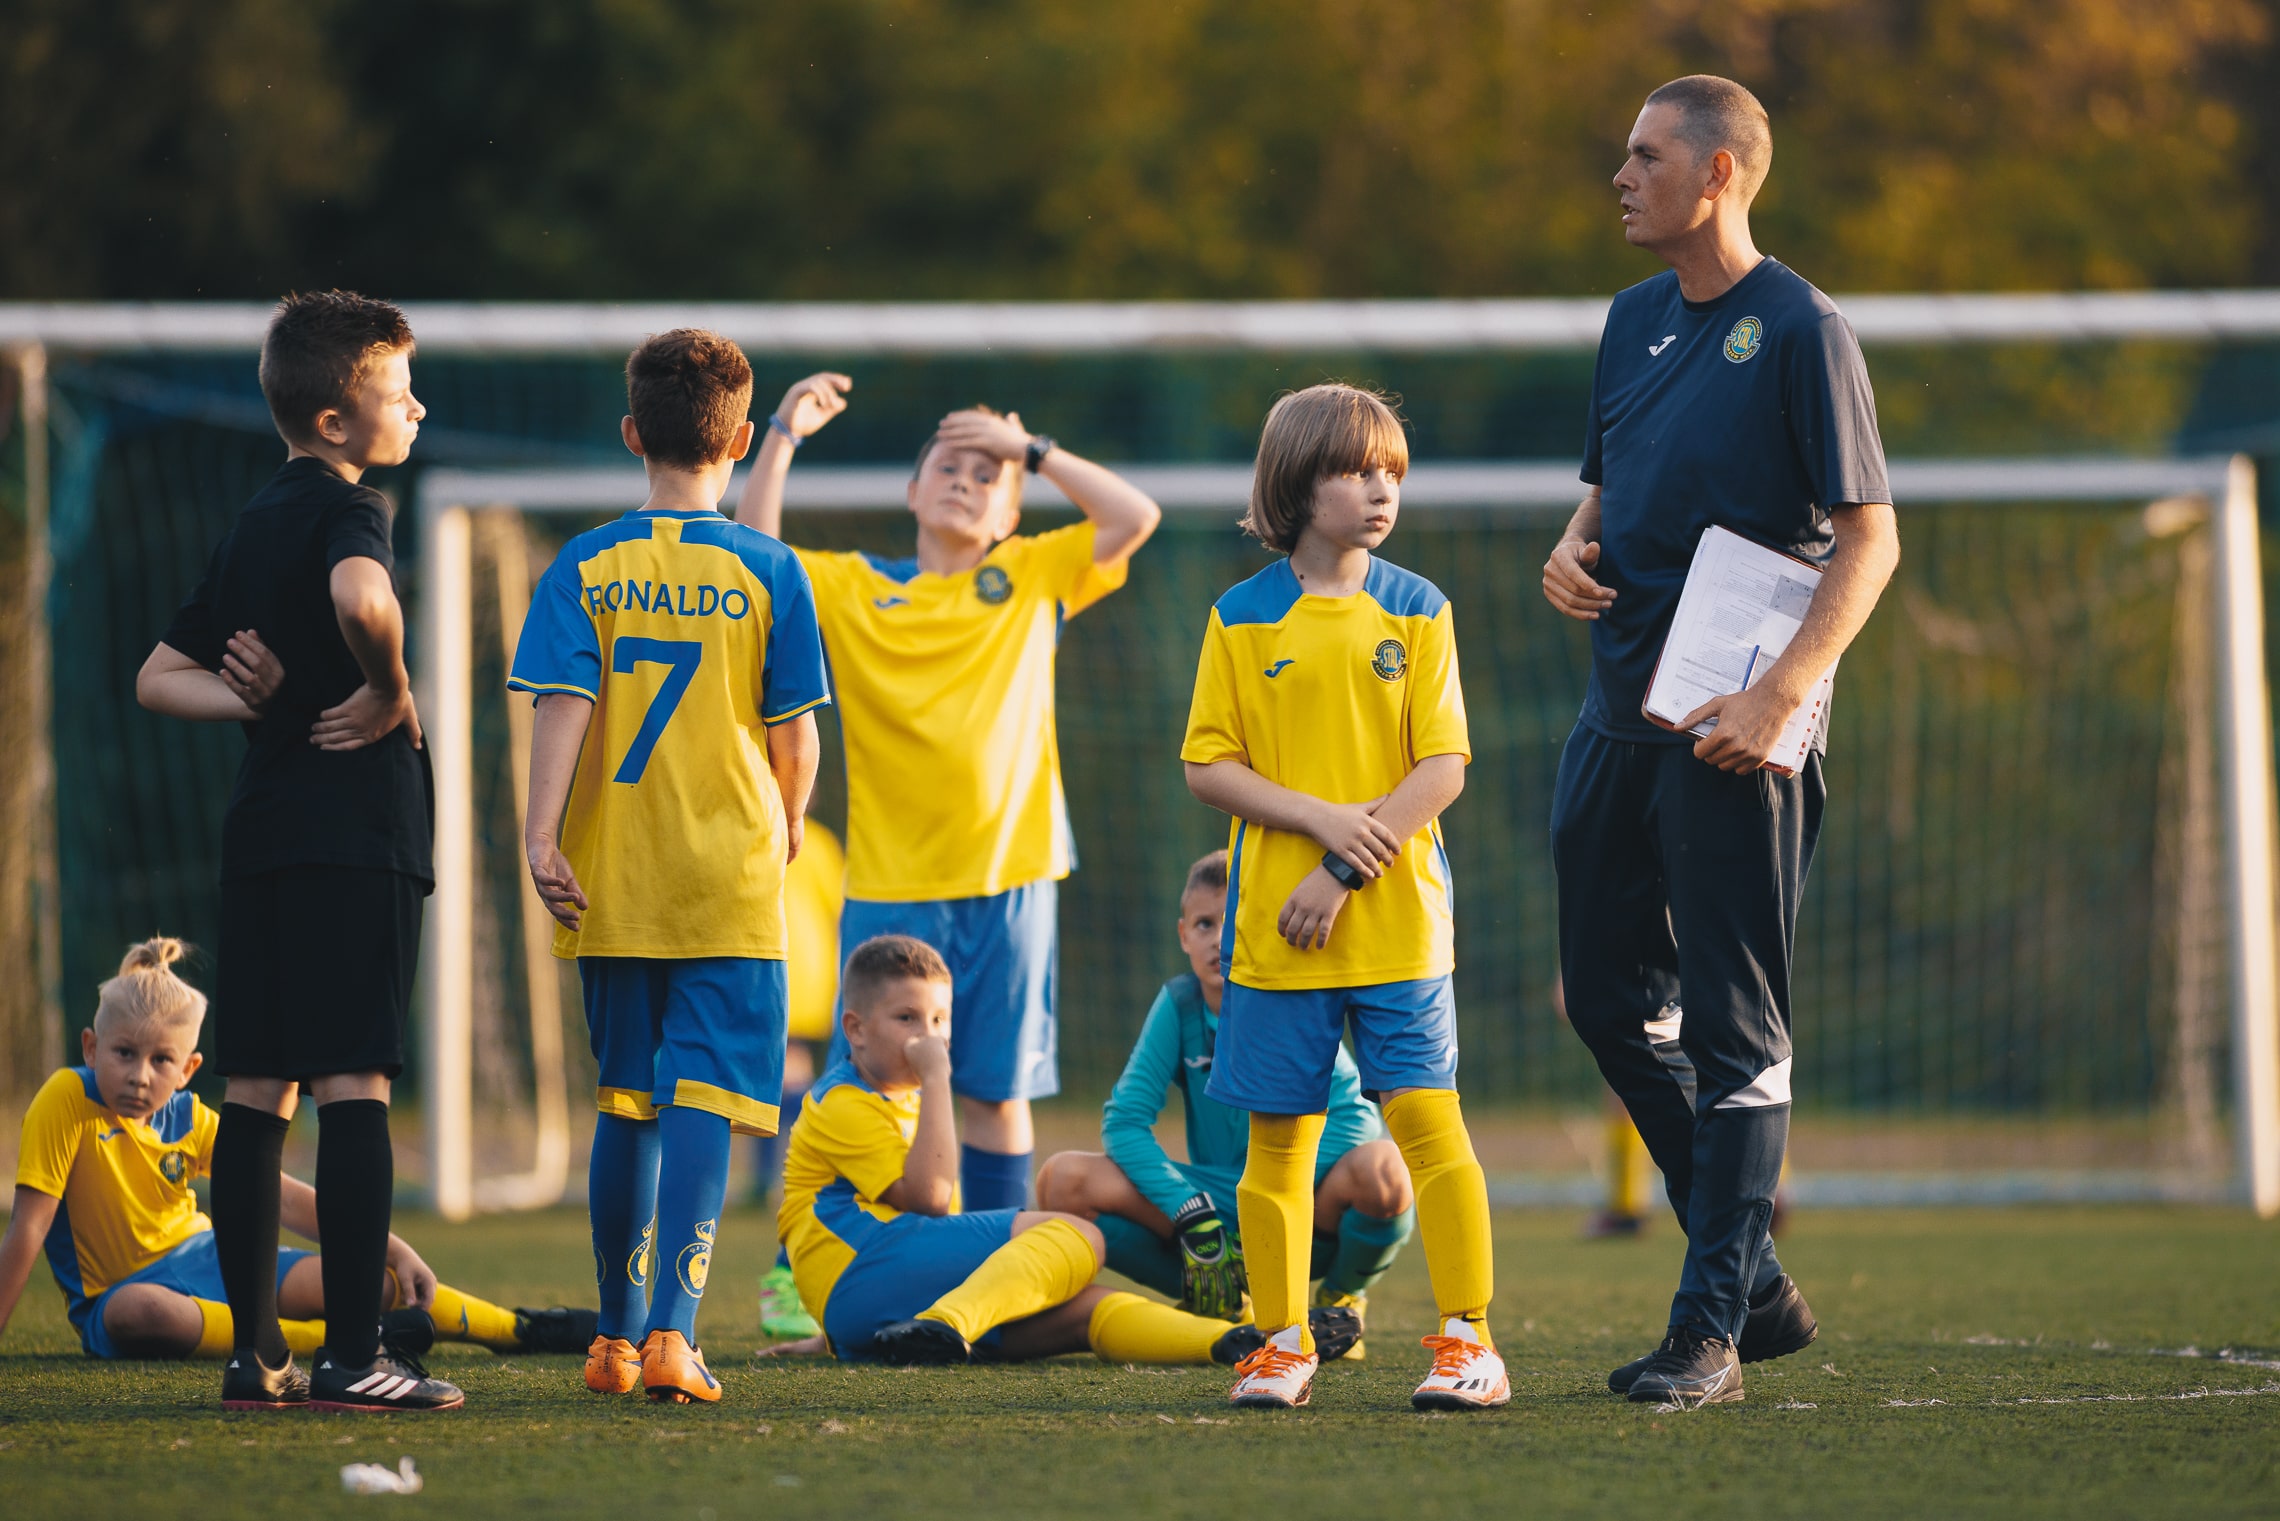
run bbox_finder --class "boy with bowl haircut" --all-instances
[1182,384,1506,1412]
[777,936,1358,1367]
[511,329,829,1404]
[739,374,1162,1211]
[1036,849,1414,1353]
[137,289,452,1412]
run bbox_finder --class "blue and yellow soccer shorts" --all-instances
[1205,974,1460,1115]
[579,956,789,1136]
[820,1208,1022,1361]
[830,882,1058,1102]
[75,1231,313,1359]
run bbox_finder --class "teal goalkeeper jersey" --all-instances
[1100,973,1383,1220]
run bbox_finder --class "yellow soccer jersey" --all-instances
[776,1060,930,1322]
[784,821,846,1042]
[509,508,831,959]
[794,521,1125,902]
[1180,556,1471,991]
[16,1067,217,1308]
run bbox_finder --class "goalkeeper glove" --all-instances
[1172,1193,1248,1320]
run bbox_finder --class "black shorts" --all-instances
[215,865,425,1080]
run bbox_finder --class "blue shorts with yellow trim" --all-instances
[1205,974,1460,1115]
[75,1231,313,1359]
[579,955,788,1136]
[821,1208,1022,1361]
[830,882,1058,1102]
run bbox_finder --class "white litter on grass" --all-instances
[1883,1399,1947,1408]
[340,1458,422,1495]
[1774,1401,1818,1410]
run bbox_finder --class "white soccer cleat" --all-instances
[1227,1323,1319,1408]
[1411,1316,1511,1410]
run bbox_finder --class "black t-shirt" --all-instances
[1578,257,1889,745]
[163,457,434,885]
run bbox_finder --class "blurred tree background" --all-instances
[0,0,2269,301]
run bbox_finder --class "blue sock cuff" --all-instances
[959,1145,1033,1212]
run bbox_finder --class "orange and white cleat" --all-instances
[584,1334,642,1395]
[639,1329,721,1404]
[1227,1324,1319,1409]
[1411,1317,1511,1410]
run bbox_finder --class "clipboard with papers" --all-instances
[1640,525,1836,777]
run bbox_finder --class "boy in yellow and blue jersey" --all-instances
[1182,384,1507,1413]
[0,940,588,1366]
[774,935,1358,1367]
[738,373,1161,1209]
[512,330,828,1405]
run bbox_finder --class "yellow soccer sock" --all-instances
[192,1298,234,1358]
[1383,1089,1495,1347]
[1612,1112,1650,1219]
[281,1318,326,1356]
[1087,1291,1233,1364]
[1236,1112,1325,1354]
[426,1282,524,1350]
[917,1219,1098,1343]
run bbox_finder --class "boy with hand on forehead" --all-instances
[1183,384,1505,1412]
[737,374,1162,1211]
[774,936,1359,1367]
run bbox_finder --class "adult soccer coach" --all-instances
[1541,74,1900,1407]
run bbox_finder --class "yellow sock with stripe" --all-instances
[425,1282,525,1350]
[1382,1089,1495,1348]
[916,1219,1098,1343]
[1236,1112,1325,1354]
[1087,1291,1234,1364]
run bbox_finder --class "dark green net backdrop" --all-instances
[40,345,2253,1119]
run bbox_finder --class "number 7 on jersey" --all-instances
[610,637,702,784]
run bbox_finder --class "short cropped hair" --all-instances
[842,934,952,1013]
[93,938,206,1036]
[1242,384,1410,554]
[1644,74,1772,204]
[258,291,414,445]
[911,405,1026,516]
[626,329,755,470]
[1183,849,1228,900]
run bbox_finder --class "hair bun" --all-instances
[119,936,188,975]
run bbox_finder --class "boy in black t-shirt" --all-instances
[138,290,459,1413]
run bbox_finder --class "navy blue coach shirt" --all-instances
[1578,257,1888,745]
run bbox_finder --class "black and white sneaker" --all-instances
[1624,1327,1743,1407]
[512,1306,601,1354]
[869,1318,972,1365]
[310,1346,465,1412]
[1608,1273,1818,1393]
[220,1351,310,1411]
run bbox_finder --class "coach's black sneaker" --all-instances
[512,1306,601,1354]
[1625,1326,1743,1407]
[870,1317,972,1366]
[220,1350,311,1411]
[1210,1303,1365,1366]
[1607,1274,1819,1393]
[309,1346,466,1412]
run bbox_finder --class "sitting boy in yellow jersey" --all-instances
[739,373,1161,1213]
[0,940,592,1362]
[776,935,1358,1366]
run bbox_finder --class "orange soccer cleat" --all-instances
[639,1329,722,1404]
[584,1334,643,1395]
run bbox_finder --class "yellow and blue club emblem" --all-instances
[678,1218,716,1297]
[159,1149,190,1186]
[1724,316,1764,363]
[1372,638,1407,682]
[974,565,1013,605]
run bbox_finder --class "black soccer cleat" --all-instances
[220,1351,311,1411]
[869,1317,972,1366]
[1209,1303,1365,1367]
[379,1307,435,1361]
[512,1306,601,1354]
[1624,1326,1743,1407]
[309,1347,466,1413]
[1608,1274,1818,1393]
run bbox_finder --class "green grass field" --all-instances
[2,1205,2274,1519]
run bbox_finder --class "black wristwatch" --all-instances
[1023,434,1056,474]
[1321,852,1368,891]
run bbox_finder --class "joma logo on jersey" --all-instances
[974,565,1013,605]
[1372,639,1408,681]
[583,579,752,620]
[159,1150,191,1186]
[1724,316,1764,363]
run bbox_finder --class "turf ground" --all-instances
[2,1204,2274,1519]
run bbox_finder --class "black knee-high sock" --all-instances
[316,1099,394,1369]
[212,1103,291,1365]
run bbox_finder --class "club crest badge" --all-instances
[678,1218,716,1297]
[1724,316,1764,363]
[159,1149,190,1186]
[1372,638,1408,681]
[628,1218,655,1288]
[974,565,1013,605]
